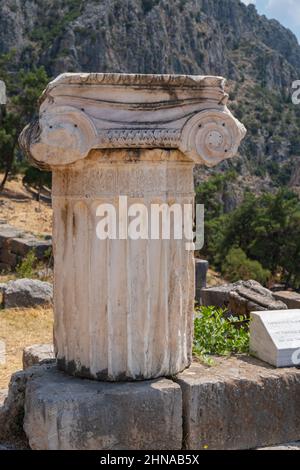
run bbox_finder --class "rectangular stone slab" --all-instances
[24,365,182,450]
[250,309,300,367]
[175,357,300,450]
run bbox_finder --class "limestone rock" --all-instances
[273,291,300,310]
[3,279,53,308]
[201,281,237,308]
[176,357,300,450]
[23,344,55,369]
[9,237,52,259]
[0,368,35,448]
[1,0,299,89]
[0,225,23,246]
[24,365,182,450]
[201,280,287,316]
[0,223,52,270]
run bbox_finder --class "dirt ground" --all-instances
[0,307,53,389]
[0,176,53,388]
[0,174,52,236]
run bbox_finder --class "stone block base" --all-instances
[3,356,300,450]
[24,365,182,450]
[176,356,300,450]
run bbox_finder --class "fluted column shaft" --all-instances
[52,149,195,380]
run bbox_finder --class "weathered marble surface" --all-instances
[20,72,246,168]
[52,148,195,380]
[19,73,245,381]
[201,280,287,316]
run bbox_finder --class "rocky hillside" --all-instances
[1,0,300,204]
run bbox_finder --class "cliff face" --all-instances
[1,0,299,88]
[1,0,300,201]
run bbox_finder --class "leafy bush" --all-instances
[23,167,51,200]
[193,306,249,362]
[16,250,37,278]
[198,186,300,289]
[222,247,271,284]
[0,54,49,190]
[195,171,237,219]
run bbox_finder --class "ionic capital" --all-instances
[19,73,246,168]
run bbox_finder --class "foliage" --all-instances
[198,185,300,289]
[16,250,37,279]
[0,52,49,189]
[229,81,300,185]
[265,160,295,187]
[29,0,83,49]
[222,248,270,285]
[193,306,249,361]
[195,171,237,219]
[23,167,52,200]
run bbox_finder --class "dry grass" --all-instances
[0,174,52,236]
[0,273,18,284]
[0,307,53,388]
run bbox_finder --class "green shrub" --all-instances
[222,247,270,285]
[193,306,249,362]
[16,250,37,278]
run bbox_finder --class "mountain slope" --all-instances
[1,0,300,201]
[1,0,299,86]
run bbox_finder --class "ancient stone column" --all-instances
[20,73,245,381]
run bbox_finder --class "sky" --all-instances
[242,0,300,42]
